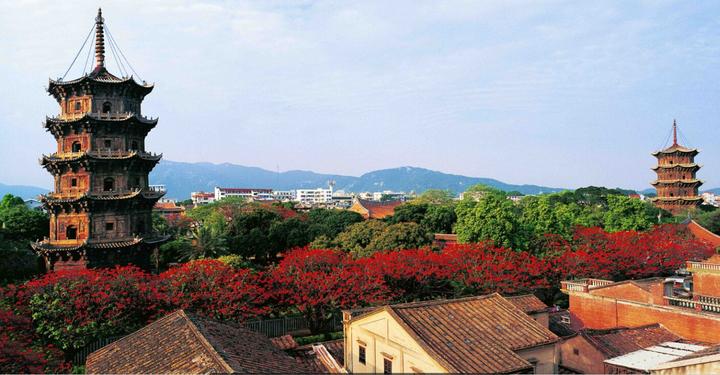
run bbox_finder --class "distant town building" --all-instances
[342,293,560,373]
[650,120,703,214]
[85,310,310,373]
[153,199,185,221]
[348,198,402,219]
[371,190,407,201]
[31,9,168,271]
[190,191,215,206]
[214,187,273,201]
[296,188,333,205]
[272,190,295,202]
[702,192,719,207]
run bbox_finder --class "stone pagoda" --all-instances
[32,9,168,271]
[650,120,703,215]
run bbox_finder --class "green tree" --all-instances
[414,189,456,205]
[421,204,456,233]
[336,220,388,254]
[306,209,363,241]
[181,226,228,261]
[363,222,431,256]
[389,203,428,224]
[604,195,655,232]
[455,186,523,249]
[696,209,720,235]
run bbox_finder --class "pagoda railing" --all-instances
[55,112,156,122]
[687,261,720,272]
[44,150,161,160]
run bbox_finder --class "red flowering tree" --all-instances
[7,266,155,354]
[267,248,392,333]
[154,259,270,321]
[0,307,68,373]
[551,224,715,281]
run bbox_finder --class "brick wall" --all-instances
[693,272,720,297]
[559,335,606,374]
[569,292,720,343]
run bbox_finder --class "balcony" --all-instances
[687,261,720,273]
[560,278,614,293]
[664,294,720,314]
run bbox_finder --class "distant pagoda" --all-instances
[650,120,703,215]
[32,9,169,271]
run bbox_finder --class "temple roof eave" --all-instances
[650,179,703,186]
[47,74,153,96]
[30,234,171,254]
[44,113,158,126]
[651,148,699,156]
[41,189,166,204]
[649,196,704,203]
[651,163,701,171]
[40,151,162,166]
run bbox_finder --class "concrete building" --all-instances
[272,190,295,202]
[342,293,559,374]
[296,188,333,205]
[190,191,215,206]
[214,187,273,201]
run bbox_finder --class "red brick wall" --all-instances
[694,272,720,297]
[590,284,652,304]
[569,293,720,343]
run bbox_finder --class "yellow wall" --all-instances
[344,310,447,374]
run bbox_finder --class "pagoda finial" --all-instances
[672,119,678,146]
[95,8,105,68]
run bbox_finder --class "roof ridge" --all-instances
[183,311,236,373]
[389,293,502,310]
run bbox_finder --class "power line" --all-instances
[61,23,95,80]
[105,23,143,82]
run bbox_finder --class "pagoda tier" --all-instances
[48,66,153,102]
[44,113,158,139]
[40,150,162,174]
[31,235,170,271]
[33,9,168,272]
[650,121,703,215]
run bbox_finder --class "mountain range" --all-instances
[150,161,566,199]
[4,160,719,200]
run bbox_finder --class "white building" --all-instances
[296,188,333,205]
[702,192,719,207]
[214,187,274,201]
[273,190,296,202]
[191,191,215,206]
[371,191,407,201]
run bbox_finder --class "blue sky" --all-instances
[1,0,719,190]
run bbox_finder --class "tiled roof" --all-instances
[582,324,680,358]
[668,343,720,362]
[549,310,577,337]
[686,220,720,249]
[506,294,548,314]
[357,199,403,219]
[433,233,458,241]
[86,310,310,374]
[384,293,559,374]
[292,340,345,373]
[270,335,299,350]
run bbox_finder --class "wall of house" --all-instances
[558,334,606,374]
[694,272,720,297]
[516,343,558,374]
[590,284,653,304]
[530,311,550,329]
[569,292,720,343]
[344,310,447,374]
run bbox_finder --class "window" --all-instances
[71,141,81,153]
[383,358,392,374]
[102,101,112,113]
[103,177,115,192]
[105,222,114,231]
[104,139,112,149]
[66,225,77,240]
[71,178,77,187]
[135,220,145,234]
[74,101,81,111]
[131,141,139,151]
[573,348,580,355]
[358,346,366,365]
[529,359,538,374]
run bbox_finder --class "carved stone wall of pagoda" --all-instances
[32,9,169,271]
[650,121,703,215]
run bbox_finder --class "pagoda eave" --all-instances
[649,196,703,203]
[31,234,170,255]
[651,164,701,171]
[47,75,153,102]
